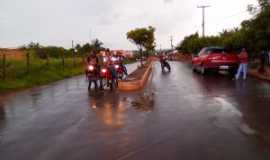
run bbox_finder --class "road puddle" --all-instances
[240,123,257,136]
[131,92,154,111]
[214,97,242,117]
[213,97,260,137]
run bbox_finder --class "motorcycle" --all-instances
[114,63,126,80]
[161,59,171,73]
[100,66,117,91]
[86,64,98,91]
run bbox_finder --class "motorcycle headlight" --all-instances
[88,65,94,71]
[115,65,119,69]
[102,69,107,73]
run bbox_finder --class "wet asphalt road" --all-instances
[1,62,270,160]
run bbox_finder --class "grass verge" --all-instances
[0,58,84,93]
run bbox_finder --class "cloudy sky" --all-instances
[0,0,257,50]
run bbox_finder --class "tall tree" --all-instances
[127,26,156,63]
[91,39,104,54]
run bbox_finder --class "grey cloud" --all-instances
[0,0,255,49]
[163,0,174,3]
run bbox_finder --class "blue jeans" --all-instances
[235,63,248,80]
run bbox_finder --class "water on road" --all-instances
[1,62,270,160]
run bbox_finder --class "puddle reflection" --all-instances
[0,103,5,122]
[0,100,6,137]
[89,93,127,128]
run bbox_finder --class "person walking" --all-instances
[235,48,249,80]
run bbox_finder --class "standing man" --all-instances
[235,48,249,80]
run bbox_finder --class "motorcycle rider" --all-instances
[97,51,105,90]
[159,53,171,72]
[107,54,118,88]
[86,53,98,91]
[118,55,128,76]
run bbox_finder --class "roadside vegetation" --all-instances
[176,0,270,56]
[127,26,156,65]
[0,39,136,93]
[0,57,84,92]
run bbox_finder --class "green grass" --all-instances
[123,58,137,65]
[0,57,85,93]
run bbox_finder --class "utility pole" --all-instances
[170,36,174,50]
[72,40,75,67]
[197,5,211,37]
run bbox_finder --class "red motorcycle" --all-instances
[114,63,126,80]
[86,64,98,91]
[100,66,117,91]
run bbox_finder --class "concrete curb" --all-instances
[118,62,153,91]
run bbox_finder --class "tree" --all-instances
[127,26,156,63]
[75,44,81,53]
[258,0,270,9]
[91,39,104,54]
[176,33,221,54]
[176,0,270,56]
[81,43,92,55]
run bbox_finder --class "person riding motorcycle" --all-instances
[96,52,105,90]
[103,56,118,90]
[159,53,171,72]
[86,54,98,91]
[118,55,128,76]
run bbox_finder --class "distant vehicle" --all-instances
[192,47,239,75]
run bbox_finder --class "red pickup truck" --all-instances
[192,47,239,75]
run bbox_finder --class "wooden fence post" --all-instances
[81,54,85,64]
[46,52,49,66]
[61,51,65,68]
[2,53,6,80]
[26,51,30,74]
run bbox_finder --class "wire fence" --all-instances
[0,51,85,80]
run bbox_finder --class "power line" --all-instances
[208,5,260,26]
[210,10,248,26]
